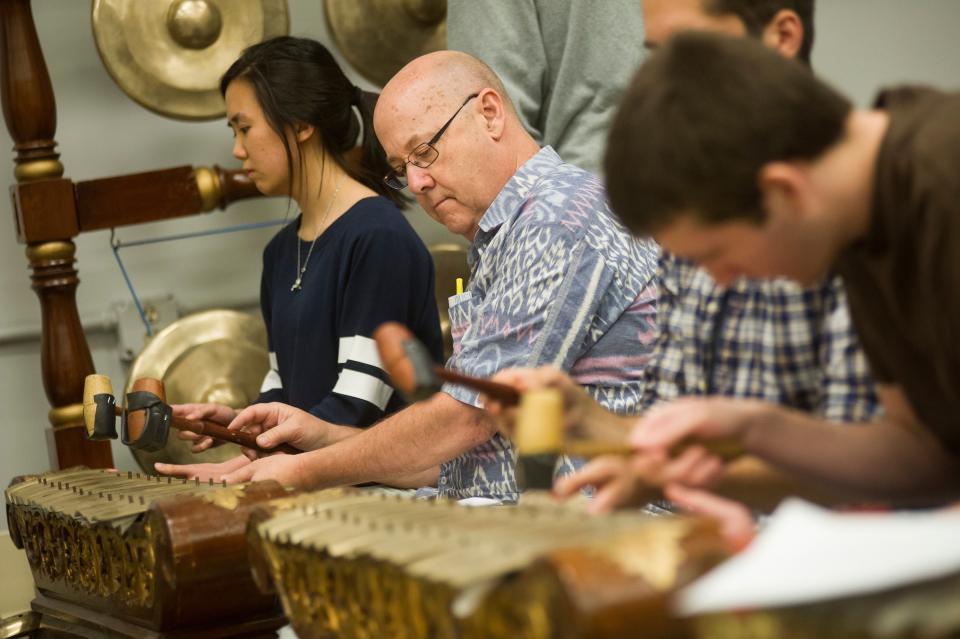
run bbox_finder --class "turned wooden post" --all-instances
[1,0,265,470]
[1,0,112,468]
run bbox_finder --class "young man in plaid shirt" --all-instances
[491,0,880,521]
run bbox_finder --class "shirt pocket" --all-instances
[447,291,476,355]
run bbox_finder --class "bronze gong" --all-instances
[92,0,289,120]
[324,0,447,88]
[124,309,269,472]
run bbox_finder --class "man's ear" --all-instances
[761,9,804,60]
[477,88,506,140]
[758,161,811,223]
[295,122,316,143]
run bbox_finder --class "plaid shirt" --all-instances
[642,252,881,422]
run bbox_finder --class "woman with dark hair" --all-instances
[161,36,443,475]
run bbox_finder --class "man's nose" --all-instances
[406,164,434,194]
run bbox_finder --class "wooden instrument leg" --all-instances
[31,594,284,639]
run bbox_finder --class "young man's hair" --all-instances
[603,32,851,235]
[702,0,815,64]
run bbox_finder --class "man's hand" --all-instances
[154,454,251,481]
[172,403,238,452]
[218,453,309,487]
[631,397,769,455]
[155,452,308,488]
[664,484,756,552]
[487,367,634,442]
[553,447,726,514]
[554,455,659,514]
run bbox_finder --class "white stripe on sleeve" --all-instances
[337,335,384,369]
[259,351,283,392]
[331,369,394,410]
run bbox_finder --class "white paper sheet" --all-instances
[676,498,960,615]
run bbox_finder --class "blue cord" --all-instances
[109,218,288,336]
[110,228,154,337]
[112,219,286,249]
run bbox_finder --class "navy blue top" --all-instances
[256,196,443,426]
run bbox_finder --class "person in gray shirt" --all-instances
[447,0,645,175]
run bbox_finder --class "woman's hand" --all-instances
[154,453,251,481]
[227,403,347,459]
[171,403,239,452]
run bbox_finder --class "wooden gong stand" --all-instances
[0,0,263,470]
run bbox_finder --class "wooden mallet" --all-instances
[373,322,520,405]
[82,374,299,455]
[371,323,743,491]
[373,323,636,488]
[513,389,745,490]
[512,388,640,490]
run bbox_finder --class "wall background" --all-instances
[1,1,959,538]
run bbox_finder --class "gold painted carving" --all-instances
[3,468,236,612]
[251,489,708,639]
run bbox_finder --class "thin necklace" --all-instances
[292,175,341,292]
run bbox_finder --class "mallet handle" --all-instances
[564,439,744,460]
[170,417,300,456]
[433,367,521,405]
[562,440,634,457]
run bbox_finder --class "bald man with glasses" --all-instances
[167,51,659,501]
[382,93,479,190]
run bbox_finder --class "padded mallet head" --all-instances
[121,378,171,452]
[374,322,441,402]
[82,374,118,441]
[514,388,564,491]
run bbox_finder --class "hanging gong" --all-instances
[92,0,289,121]
[125,309,270,473]
[324,0,446,88]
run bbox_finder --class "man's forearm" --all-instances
[320,422,364,446]
[743,405,960,503]
[384,466,440,489]
[714,456,855,511]
[293,393,496,489]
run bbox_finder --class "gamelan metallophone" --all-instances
[4,468,289,638]
[246,489,731,639]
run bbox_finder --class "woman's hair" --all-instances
[220,36,408,208]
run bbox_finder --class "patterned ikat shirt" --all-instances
[439,147,659,501]
[641,252,881,422]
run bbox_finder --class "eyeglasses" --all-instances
[383,93,479,190]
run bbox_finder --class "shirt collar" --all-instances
[476,146,562,234]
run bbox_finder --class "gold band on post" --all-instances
[48,403,85,429]
[26,240,75,262]
[194,166,222,211]
[15,158,65,182]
